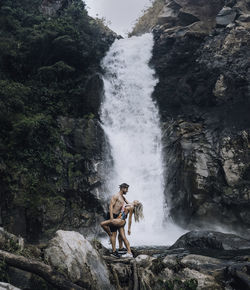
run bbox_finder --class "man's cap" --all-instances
[119,183,129,188]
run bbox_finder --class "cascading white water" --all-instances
[100,33,184,246]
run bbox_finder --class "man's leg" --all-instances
[110,231,117,252]
[118,233,124,250]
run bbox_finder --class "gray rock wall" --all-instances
[1,113,109,242]
[39,114,108,241]
[149,0,250,232]
[40,0,72,16]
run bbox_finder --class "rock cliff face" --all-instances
[0,0,115,242]
[135,0,250,233]
[39,115,108,241]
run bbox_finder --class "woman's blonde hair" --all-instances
[133,201,144,222]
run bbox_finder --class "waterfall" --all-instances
[100,33,184,246]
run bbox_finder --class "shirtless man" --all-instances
[101,183,129,258]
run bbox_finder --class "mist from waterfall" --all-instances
[100,33,184,246]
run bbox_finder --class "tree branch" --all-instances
[0,250,83,290]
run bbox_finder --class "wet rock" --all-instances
[181,254,225,271]
[174,0,225,23]
[227,263,250,290]
[213,74,228,103]
[181,267,222,289]
[158,0,225,29]
[44,230,113,290]
[131,247,225,289]
[91,241,110,260]
[0,227,24,251]
[162,255,179,268]
[7,267,33,290]
[178,11,200,26]
[216,7,237,26]
[109,262,133,289]
[136,261,157,289]
[157,2,180,25]
[135,254,156,267]
[170,231,250,250]
[126,245,250,289]
[133,0,225,35]
[41,0,64,16]
[0,283,21,290]
[85,74,104,116]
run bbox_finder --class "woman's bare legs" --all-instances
[100,219,125,231]
[100,220,113,238]
[100,219,126,252]
[118,227,132,254]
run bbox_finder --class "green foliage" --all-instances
[38,61,75,82]
[0,0,112,238]
[30,274,56,290]
[0,0,111,114]
[183,279,198,289]
[1,0,110,76]
[0,80,30,114]
[165,278,198,290]
[0,258,9,283]
[2,237,21,253]
[150,258,166,274]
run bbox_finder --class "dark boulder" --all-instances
[227,263,250,290]
[216,7,237,27]
[170,231,250,250]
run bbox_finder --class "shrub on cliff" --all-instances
[130,0,165,36]
[0,0,114,241]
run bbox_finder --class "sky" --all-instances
[83,0,153,36]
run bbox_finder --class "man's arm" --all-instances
[123,197,130,204]
[109,195,118,220]
[128,209,133,235]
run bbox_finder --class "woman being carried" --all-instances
[100,200,144,258]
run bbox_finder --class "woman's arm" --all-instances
[128,208,133,235]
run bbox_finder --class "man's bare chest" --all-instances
[115,197,125,208]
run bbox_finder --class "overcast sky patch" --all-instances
[83,0,153,36]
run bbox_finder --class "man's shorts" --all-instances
[107,213,119,232]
